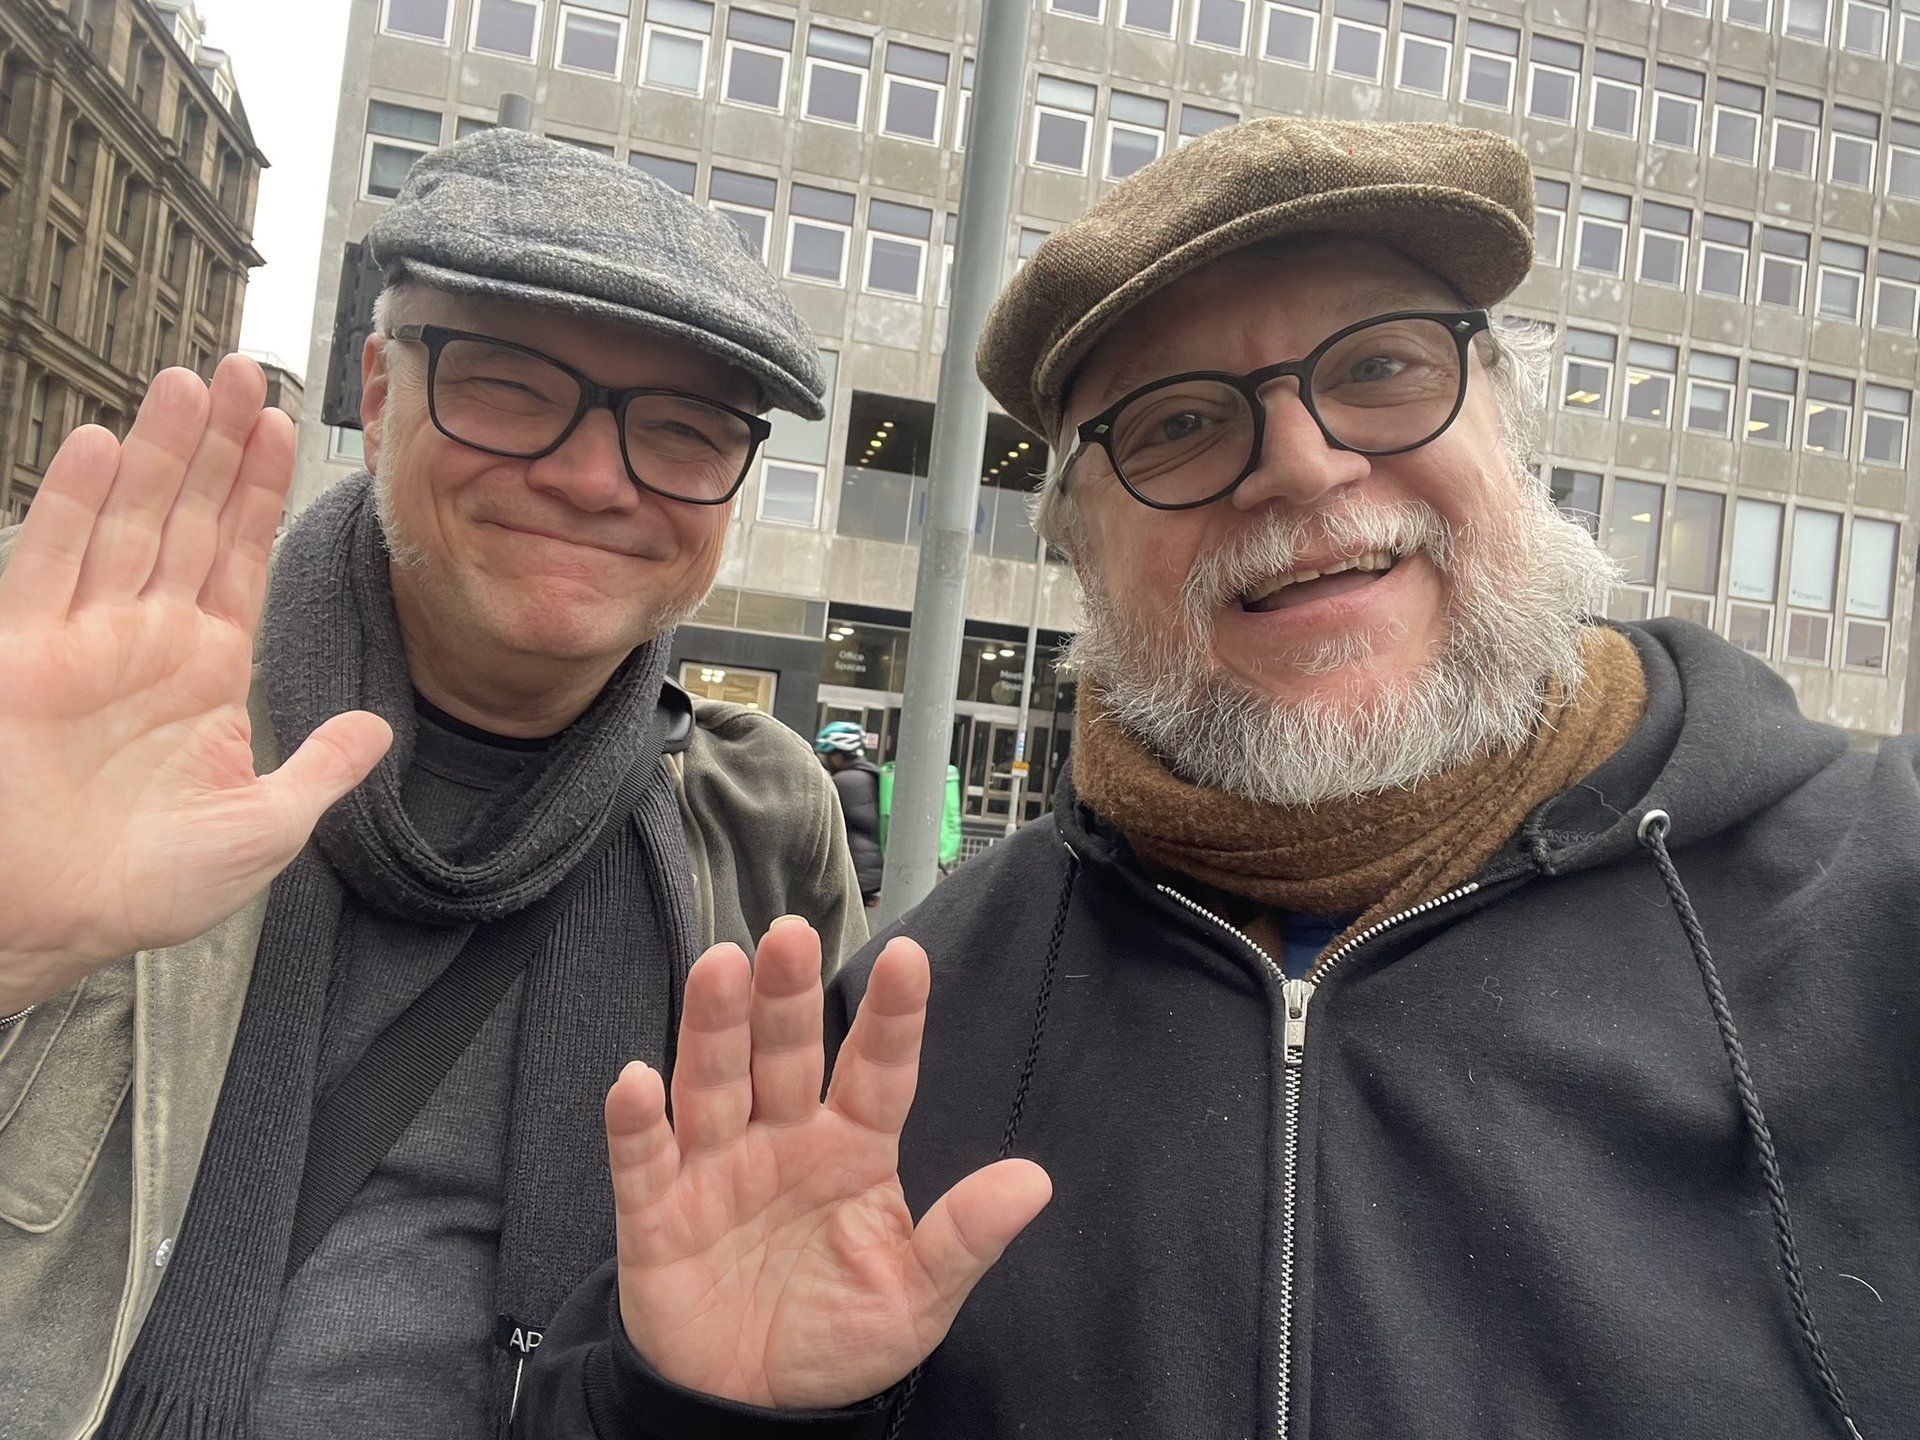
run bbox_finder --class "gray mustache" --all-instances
[1180,500,1454,616]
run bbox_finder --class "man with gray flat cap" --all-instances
[0,128,862,1440]
[526,118,1917,1439]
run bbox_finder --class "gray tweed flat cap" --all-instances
[365,128,825,419]
[977,117,1533,439]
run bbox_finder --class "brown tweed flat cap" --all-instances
[976,117,1534,440]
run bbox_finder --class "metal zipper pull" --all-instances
[1283,978,1313,1065]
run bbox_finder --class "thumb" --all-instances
[905,1159,1052,1335]
[261,710,392,835]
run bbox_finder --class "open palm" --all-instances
[606,919,1052,1411]
[0,358,390,1010]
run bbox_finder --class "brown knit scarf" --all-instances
[1072,625,1647,947]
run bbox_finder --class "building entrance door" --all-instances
[950,709,1021,820]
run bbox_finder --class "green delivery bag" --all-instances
[878,762,963,869]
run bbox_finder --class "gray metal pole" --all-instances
[1002,526,1048,836]
[873,0,1031,930]
[499,93,534,131]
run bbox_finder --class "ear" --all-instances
[360,333,391,473]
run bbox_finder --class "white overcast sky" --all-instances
[196,0,353,377]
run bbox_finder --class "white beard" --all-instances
[1064,482,1620,807]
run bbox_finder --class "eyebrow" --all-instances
[1077,281,1460,416]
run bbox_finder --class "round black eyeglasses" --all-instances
[1061,309,1492,512]
[391,324,772,506]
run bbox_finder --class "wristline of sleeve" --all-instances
[590,1287,896,1438]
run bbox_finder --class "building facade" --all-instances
[251,353,304,424]
[297,0,1920,824]
[0,0,266,525]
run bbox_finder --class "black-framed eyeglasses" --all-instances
[390,324,772,506]
[1062,309,1492,512]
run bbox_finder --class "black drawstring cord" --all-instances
[1636,809,1864,1440]
[997,846,1080,1158]
[882,845,1081,1440]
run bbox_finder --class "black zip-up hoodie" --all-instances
[526,622,1920,1439]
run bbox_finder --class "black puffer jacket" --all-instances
[529,622,1920,1440]
[830,758,885,899]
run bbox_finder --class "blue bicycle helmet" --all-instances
[815,721,867,755]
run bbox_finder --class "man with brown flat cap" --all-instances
[529,118,1918,1439]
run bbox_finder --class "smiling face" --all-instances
[360,290,755,722]
[1056,239,1617,804]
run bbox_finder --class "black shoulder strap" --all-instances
[284,763,653,1279]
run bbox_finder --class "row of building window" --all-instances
[40,210,228,337]
[1550,468,1903,671]
[0,31,228,157]
[1547,321,1914,468]
[1165,4,1920,205]
[381,0,977,144]
[1047,0,1920,67]
[373,1,1920,206]
[1524,53,1920,200]
[388,0,992,149]
[49,113,246,231]
[1535,178,1920,338]
[364,102,1063,304]
[382,0,1920,70]
[47,101,243,216]
[681,172,1041,301]
[1027,76,1238,176]
[1648,0,1920,55]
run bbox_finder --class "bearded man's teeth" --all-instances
[1239,549,1399,607]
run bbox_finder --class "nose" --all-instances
[1227,376,1372,513]
[524,403,639,513]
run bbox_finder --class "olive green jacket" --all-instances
[0,526,866,1439]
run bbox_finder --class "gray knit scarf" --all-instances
[104,473,698,1440]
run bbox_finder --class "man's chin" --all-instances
[1217,627,1427,709]
[481,602,672,665]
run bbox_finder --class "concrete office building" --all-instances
[297,0,1920,830]
[0,0,265,525]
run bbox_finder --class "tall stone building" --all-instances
[0,0,265,525]
[297,0,1920,829]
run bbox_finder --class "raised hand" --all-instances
[605,919,1052,1411]
[0,357,392,1012]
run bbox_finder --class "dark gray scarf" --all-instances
[105,474,698,1439]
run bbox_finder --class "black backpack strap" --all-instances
[285,763,652,1279]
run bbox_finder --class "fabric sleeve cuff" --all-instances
[585,1289,895,1439]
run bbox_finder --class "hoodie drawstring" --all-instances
[1636,809,1864,1440]
[882,845,1081,1440]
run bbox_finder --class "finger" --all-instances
[0,426,119,625]
[256,710,393,857]
[197,406,294,626]
[669,945,755,1152]
[906,1159,1053,1327]
[148,359,276,598]
[749,917,826,1126]
[823,938,930,1136]
[606,1061,682,1226]
[67,368,214,607]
